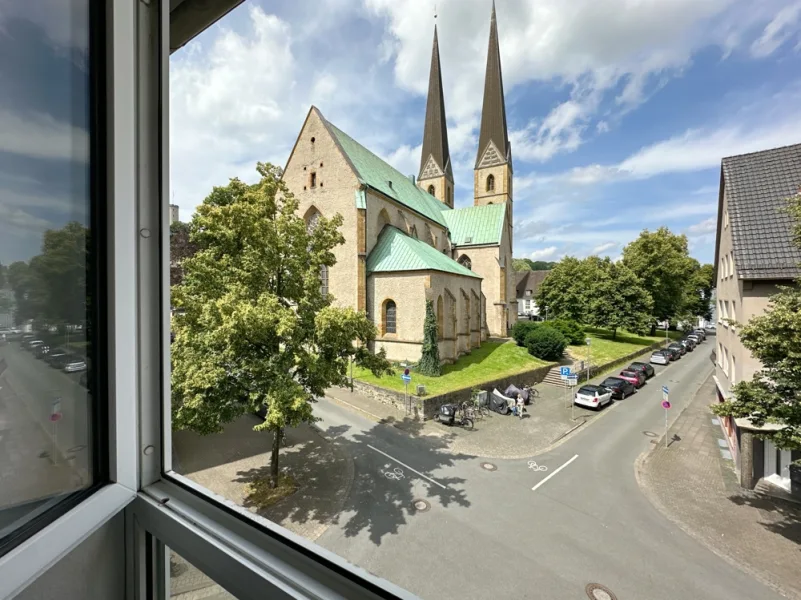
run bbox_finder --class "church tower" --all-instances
[474,1,512,207]
[418,24,454,208]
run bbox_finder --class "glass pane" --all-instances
[169,548,238,600]
[0,0,94,546]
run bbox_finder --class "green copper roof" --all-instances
[367,226,481,279]
[325,120,448,227]
[443,203,506,246]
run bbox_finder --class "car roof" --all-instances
[578,385,600,392]
[630,362,646,366]
[620,369,636,375]
[602,377,624,383]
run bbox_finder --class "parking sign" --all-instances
[559,366,571,377]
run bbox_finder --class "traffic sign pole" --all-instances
[661,386,670,448]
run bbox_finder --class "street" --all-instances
[312,343,785,600]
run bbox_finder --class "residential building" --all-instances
[282,5,517,364]
[169,203,180,224]
[713,143,801,498]
[516,270,550,318]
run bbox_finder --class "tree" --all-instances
[682,261,714,323]
[512,258,532,272]
[587,260,653,339]
[171,163,391,488]
[622,227,695,334]
[535,256,603,323]
[170,221,200,287]
[712,192,801,453]
[417,299,441,376]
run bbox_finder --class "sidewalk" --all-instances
[173,414,354,542]
[637,374,801,600]
[326,380,609,460]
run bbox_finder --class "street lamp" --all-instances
[585,337,591,382]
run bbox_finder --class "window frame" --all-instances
[384,299,398,334]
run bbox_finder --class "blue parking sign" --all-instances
[560,366,571,376]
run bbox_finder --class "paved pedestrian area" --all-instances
[637,374,801,600]
[173,413,354,542]
[326,380,608,459]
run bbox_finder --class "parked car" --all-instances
[664,346,681,361]
[45,348,70,366]
[574,384,613,409]
[693,329,706,341]
[686,334,702,345]
[62,355,87,373]
[650,350,670,365]
[668,343,686,357]
[628,361,655,379]
[600,376,636,399]
[619,369,646,388]
[680,338,695,352]
[23,339,45,351]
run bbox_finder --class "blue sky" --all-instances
[168,0,801,266]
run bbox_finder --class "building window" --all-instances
[311,136,316,144]
[486,174,495,191]
[731,355,736,385]
[723,300,729,325]
[428,184,435,196]
[320,265,329,296]
[458,254,472,270]
[384,300,397,334]
[310,172,317,188]
[724,210,729,228]
[717,342,722,366]
[718,300,722,323]
[731,300,736,328]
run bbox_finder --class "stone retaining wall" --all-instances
[575,340,668,383]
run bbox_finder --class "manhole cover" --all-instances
[585,583,617,600]
[481,462,497,471]
[412,499,430,513]
[642,430,658,437]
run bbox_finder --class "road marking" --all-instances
[367,444,448,489]
[531,454,579,492]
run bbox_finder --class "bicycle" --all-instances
[454,404,474,430]
[471,390,492,418]
[523,385,540,399]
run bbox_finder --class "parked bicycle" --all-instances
[435,403,474,430]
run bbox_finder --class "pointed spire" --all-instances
[419,24,453,181]
[475,0,511,169]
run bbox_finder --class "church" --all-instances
[282,4,516,364]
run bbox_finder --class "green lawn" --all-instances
[570,327,682,365]
[352,341,550,395]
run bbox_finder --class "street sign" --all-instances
[662,384,669,403]
[559,366,571,376]
[567,375,578,387]
[401,374,411,383]
[662,385,669,394]
[661,400,671,409]
[585,338,592,345]
[51,397,62,418]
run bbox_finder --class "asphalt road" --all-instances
[313,339,784,600]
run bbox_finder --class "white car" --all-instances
[574,385,613,409]
[63,357,87,373]
[650,351,670,365]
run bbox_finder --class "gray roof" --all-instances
[516,270,550,298]
[475,1,511,170]
[419,25,453,181]
[715,143,801,280]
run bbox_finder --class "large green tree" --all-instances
[512,258,532,272]
[170,221,200,287]
[512,258,556,272]
[587,259,653,339]
[622,227,696,334]
[712,193,801,453]
[535,256,603,322]
[171,163,391,487]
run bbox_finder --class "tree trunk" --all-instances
[649,323,656,336]
[612,327,617,340]
[269,426,282,489]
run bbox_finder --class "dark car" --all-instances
[45,348,69,366]
[50,353,73,370]
[628,361,655,379]
[664,346,681,361]
[619,369,646,388]
[600,376,636,399]
[33,344,51,359]
[680,338,695,351]
[668,343,686,357]
[692,329,706,341]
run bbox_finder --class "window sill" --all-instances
[0,483,136,599]
[137,476,415,600]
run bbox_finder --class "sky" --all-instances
[169,0,801,266]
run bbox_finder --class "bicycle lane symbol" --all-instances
[527,461,548,472]
[381,466,405,480]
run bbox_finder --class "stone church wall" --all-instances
[365,191,448,256]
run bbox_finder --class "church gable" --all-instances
[420,154,443,180]
[477,140,505,169]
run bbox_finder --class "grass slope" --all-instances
[571,327,683,365]
[353,341,550,396]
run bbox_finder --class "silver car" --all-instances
[63,357,87,373]
[650,351,670,365]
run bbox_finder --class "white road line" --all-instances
[367,444,448,489]
[531,454,579,492]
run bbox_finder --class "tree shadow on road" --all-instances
[727,492,801,550]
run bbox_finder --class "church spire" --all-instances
[419,24,453,182]
[475,0,511,169]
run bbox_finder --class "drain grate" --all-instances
[480,462,497,471]
[585,583,617,600]
[412,499,430,513]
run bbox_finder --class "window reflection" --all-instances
[0,0,94,547]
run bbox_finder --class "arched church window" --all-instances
[305,207,321,231]
[428,185,435,196]
[458,254,472,271]
[486,174,495,192]
[384,300,397,334]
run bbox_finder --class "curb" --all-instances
[633,373,801,600]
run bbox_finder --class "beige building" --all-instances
[713,143,801,497]
[281,5,516,364]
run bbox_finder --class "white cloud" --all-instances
[0,109,88,163]
[751,1,801,58]
[687,216,717,236]
[591,241,618,255]
[530,246,558,260]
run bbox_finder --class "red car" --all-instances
[618,369,646,388]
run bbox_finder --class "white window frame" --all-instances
[3,2,417,599]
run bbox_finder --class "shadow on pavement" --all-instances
[728,493,801,549]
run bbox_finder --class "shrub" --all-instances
[512,320,540,346]
[524,326,568,361]
[550,318,586,345]
[417,299,441,376]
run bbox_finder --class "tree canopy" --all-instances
[170,221,199,287]
[512,258,556,272]
[587,259,653,339]
[171,163,392,486]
